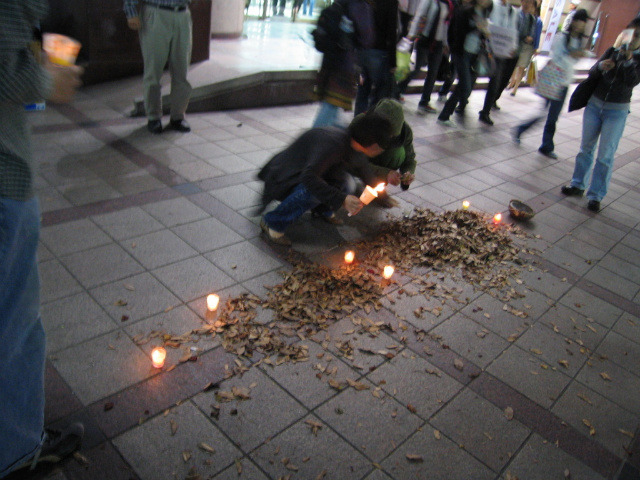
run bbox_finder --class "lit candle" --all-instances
[344,250,355,264]
[151,347,166,369]
[462,200,470,210]
[374,183,386,193]
[493,213,502,224]
[382,265,395,279]
[207,294,220,312]
[359,185,380,205]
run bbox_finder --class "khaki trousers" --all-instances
[139,4,192,121]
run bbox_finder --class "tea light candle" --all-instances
[462,200,470,210]
[151,347,166,369]
[493,213,502,224]
[207,294,220,312]
[382,265,395,279]
[344,250,355,264]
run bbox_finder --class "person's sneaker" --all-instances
[512,128,521,145]
[538,148,558,159]
[169,119,191,132]
[587,200,601,212]
[420,104,437,114]
[437,118,456,127]
[437,94,447,103]
[260,218,291,246]
[147,119,163,134]
[478,112,494,126]
[13,423,84,472]
[560,185,584,196]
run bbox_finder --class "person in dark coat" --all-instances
[257,113,393,245]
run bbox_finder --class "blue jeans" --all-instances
[438,52,477,121]
[570,102,629,202]
[0,197,45,477]
[264,174,356,232]
[516,87,568,153]
[395,38,444,106]
[312,101,340,128]
[302,0,314,15]
[355,49,392,115]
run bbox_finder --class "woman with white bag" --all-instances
[512,8,589,159]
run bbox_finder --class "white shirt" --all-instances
[434,3,449,42]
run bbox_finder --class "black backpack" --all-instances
[312,0,353,53]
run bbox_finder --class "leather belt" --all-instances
[146,3,187,11]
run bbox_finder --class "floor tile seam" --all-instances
[395,316,622,477]
[468,371,622,479]
[51,104,192,190]
[185,397,293,480]
[41,186,181,227]
[493,430,538,480]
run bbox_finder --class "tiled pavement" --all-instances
[13,56,640,480]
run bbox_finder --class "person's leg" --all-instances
[439,57,455,99]
[418,41,444,108]
[312,101,340,127]
[570,102,602,190]
[355,50,374,115]
[438,52,467,121]
[0,197,45,477]
[586,108,629,202]
[479,58,506,117]
[515,98,548,139]
[140,6,172,122]
[263,184,319,233]
[397,38,429,96]
[539,87,567,154]
[509,66,524,93]
[370,50,392,107]
[168,9,193,123]
[495,57,517,104]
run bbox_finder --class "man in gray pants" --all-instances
[124,0,193,134]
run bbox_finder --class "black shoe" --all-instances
[147,119,163,134]
[454,106,465,115]
[492,102,501,111]
[13,423,84,472]
[169,119,191,132]
[538,149,558,159]
[587,200,601,212]
[478,112,494,126]
[560,185,584,196]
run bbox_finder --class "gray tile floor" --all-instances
[17,21,640,480]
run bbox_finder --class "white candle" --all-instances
[207,294,220,311]
[151,347,166,368]
[462,200,470,210]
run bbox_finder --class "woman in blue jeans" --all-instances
[561,19,640,212]
[513,9,589,159]
[437,0,492,126]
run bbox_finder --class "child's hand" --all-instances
[401,172,415,186]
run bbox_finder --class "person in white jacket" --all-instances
[395,0,456,113]
[513,9,589,159]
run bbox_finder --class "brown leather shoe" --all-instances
[260,219,291,246]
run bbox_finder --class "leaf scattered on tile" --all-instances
[577,393,593,405]
[407,404,417,414]
[406,454,424,462]
[182,450,192,463]
[305,419,323,436]
[558,359,569,368]
[600,372,612,381]
[454,359,464,371]
[619,429,634,438]
[530,348,543,355]
[504,406,514,420]
[198,442,215,454]
[73,451,90,466]
[170,419,178,436]
[582,419,596,436]
[433,429,442,440]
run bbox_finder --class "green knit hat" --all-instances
[373,98,404,137]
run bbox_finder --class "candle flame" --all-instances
[462,200,470,210]
[207,294,220,311]
[382,265,395,279]
[374,183,386,192]
[493,213,502,224]
[151,347,166,368]
[344,251,355,264]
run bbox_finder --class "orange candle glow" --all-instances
[493,213,502,224]
[382,265,395,279]
[344,250,355,264]
[462,200,470,210]
[151,347,166,368]
[207,294,220,312]
[374,183,386,193]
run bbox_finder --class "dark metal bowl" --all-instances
[508,199,535,221]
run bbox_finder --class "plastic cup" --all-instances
[359,185,379,205]
[42,33,81,66]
